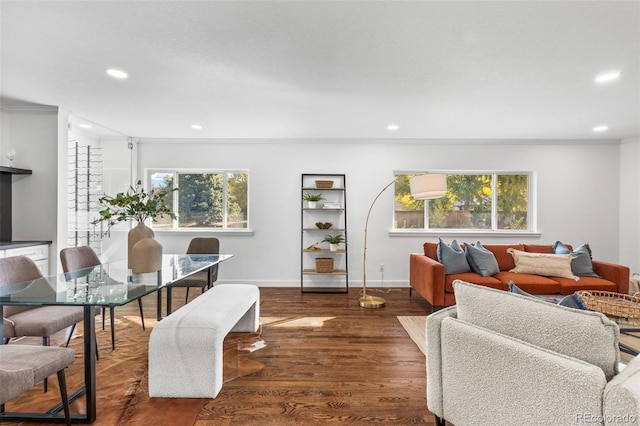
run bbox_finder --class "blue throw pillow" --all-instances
[552,241,600,278]
[509,281,588,310]
[437,238,471,274]
[557,292,589,310]
[464,241,499,277]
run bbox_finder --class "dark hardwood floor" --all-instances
[193,287,436,425]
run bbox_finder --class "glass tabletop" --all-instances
[0,254,233,307]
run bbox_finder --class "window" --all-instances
[147,170,249,230]
[394,172,531,232]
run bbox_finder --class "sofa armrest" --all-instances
[593,260,630,294]
[426,306,457,419]
[410,254,446,307]
[604,356,640,424]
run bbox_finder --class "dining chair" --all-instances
[60,246,146,350]
[0,345,75,425]
[0,255,85,392]
[170,237,220,306]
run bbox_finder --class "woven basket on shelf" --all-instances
[577,290,640,319]
[315,180,334,189]
[315,258,334,273]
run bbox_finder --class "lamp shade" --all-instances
[409,174,447,200]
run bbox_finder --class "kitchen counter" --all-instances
[0,240,52,249]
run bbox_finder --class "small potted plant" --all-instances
[322,234,346,251]
[303,193,324,208]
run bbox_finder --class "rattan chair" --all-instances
[60,246,146,350]
[0,345,75,425]
[170,237,220,308]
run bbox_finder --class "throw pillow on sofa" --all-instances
[437,238,471,274]
[507,248,579,281]
[553,241,600,278]
[464,241,500,277]
[508,281,588,309]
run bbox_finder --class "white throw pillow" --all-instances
[507,248,579,281]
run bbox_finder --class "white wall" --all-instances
[134,139,622,288]
[2,105,59,272]
[620,137,640,274]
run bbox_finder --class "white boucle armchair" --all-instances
[426,280,640,426]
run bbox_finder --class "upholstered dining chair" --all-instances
[170,237,220,306]
[60,246,146,351]
[0,345,75,425]
[0,255,85,392]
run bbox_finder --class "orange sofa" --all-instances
[409,242,630,310]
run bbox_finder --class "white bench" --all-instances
[148,284,260,398]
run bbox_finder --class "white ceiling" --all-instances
[1,1,638,140]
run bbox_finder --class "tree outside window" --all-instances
[148,170,249,229]
[394,172,530,231]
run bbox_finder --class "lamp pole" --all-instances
[360,178,397,308]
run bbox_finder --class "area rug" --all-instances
[4,314,265,426]
[397,316,427,356]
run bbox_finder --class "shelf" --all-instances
[0,166,32,175]
[301,173,348,293]
[303,269,347,275]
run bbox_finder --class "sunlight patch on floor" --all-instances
[262,316,336,328]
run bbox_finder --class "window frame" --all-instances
[391,170,538,237]
[144,168,252,235]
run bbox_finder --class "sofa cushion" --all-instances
[480,244,524,271]
[494,271,561,293]
[437,238,471,274]
[553,241,600,278]
[508,282,587,310]
[464,242,500,277]
[523,244,563,254]
[507,248,579,281]
[444,273,503,293]
[453,280,620,381]
[553,276,619,295]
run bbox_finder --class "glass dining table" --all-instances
[0,253,233,424]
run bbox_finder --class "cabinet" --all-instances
[301,174,348,293]
[0,243,50,275]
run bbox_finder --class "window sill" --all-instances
[152,228,254,236]
[389,229,542,238]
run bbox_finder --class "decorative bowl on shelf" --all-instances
[315,222,333,229]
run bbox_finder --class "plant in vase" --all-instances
[322,234,346,252]
[92,180,177,272]
[303,193,324,208]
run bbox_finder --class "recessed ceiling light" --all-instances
[105,68,128,79]
[79,124,93,129]
[593,125,609,132]
[387,124,399,132]
[594,71,621,83]
[191,124,203,130]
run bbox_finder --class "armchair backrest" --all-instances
[453,280,620,380]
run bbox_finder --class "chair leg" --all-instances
[64,323,77,348]
[110,306,116,350]
[185,287,190,304]
[434,415,446,426]
[138,298,146,331]
[56,369,71,426]
[102,307,106,330]
[42,336,49,393]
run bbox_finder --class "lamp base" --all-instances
[359,295,386,309]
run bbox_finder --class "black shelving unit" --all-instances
[301,173,348,293]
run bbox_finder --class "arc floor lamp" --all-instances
[360,173,447,308]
